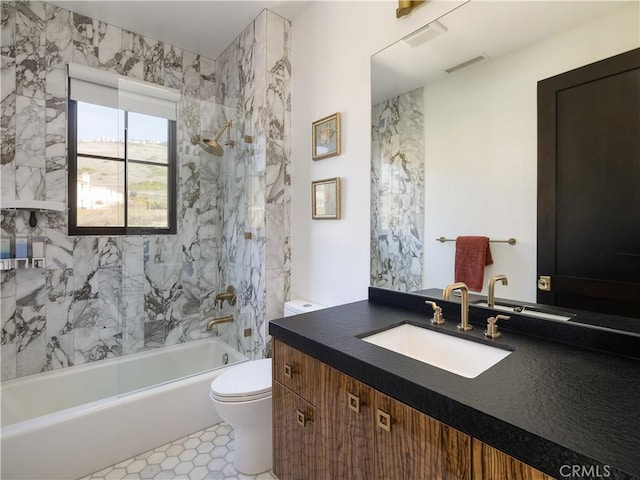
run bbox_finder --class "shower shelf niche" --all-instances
[0,200,66,227]
[1,199,66,212]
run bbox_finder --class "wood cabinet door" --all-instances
[272,381,318,480]
[472,440,556,480]
[273,339,320,404]
[318,364,375,479]
[374,391,471,480]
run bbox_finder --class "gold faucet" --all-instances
[443,282,472,331]
[487,274,508,308]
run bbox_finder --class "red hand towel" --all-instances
[454,236,493,292]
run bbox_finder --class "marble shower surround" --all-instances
[371,88,424,292]
[0,1,291,381]
[213,10,292,360]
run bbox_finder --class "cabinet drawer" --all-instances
[319,364,375,479]
[374,390,471,480]
[472,440,556,480]
[273,339,320,404]
[273,382,318,480]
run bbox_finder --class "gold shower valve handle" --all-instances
[215,285,237,307]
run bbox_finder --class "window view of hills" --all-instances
[77,140,169,228]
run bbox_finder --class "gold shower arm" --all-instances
[213,121,232,142]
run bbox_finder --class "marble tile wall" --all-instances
[215,10,291,360]
[370,88,424,292]
[0,1,291,380]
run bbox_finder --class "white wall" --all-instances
[423,4,639,301]
[290,0,465,307]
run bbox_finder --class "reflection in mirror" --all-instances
[370,2,640,328]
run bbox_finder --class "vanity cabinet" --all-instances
[272,340,323,479]
[318,362,375,478]
[374,389,470,479]
[472,440,555,480]
[272,340,554,480]
[317,361,470,479]
[272,382,319,479]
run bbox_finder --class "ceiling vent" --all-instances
[445,54,490,74]
[403,21,448,48]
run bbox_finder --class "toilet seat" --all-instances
[210,358,272,403]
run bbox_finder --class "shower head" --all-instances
[199,138,224,157]
[199,121,235,157]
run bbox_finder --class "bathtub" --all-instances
[1,337,246,480]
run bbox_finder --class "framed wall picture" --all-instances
[312,112,341,160]
[311,177,341,219]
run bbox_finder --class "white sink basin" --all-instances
[361,324,511,378]
[473,302,573,321]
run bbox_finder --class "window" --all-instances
[67,64,178,235]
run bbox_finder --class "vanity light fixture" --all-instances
[403,20,448,48]
[396,0,426,19]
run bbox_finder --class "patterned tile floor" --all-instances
[79,423,277,480]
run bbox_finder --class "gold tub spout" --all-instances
[206,315,234,331]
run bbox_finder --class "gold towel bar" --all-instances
[436,237,516,245]
[206,315,234,331]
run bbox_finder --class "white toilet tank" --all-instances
[284,299,325,317]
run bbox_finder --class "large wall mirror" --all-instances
[370,1,640,331]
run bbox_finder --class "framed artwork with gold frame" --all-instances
[311,177,341,219]
[312,112,341,160]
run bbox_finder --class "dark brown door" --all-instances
[538,48,640,318]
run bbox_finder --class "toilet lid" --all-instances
[210,358,272,399]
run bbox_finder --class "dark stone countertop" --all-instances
[269,287,640,480]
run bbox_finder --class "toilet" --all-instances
[283,299,325,317]
[210,358,273,474]
[209,300,325,474]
